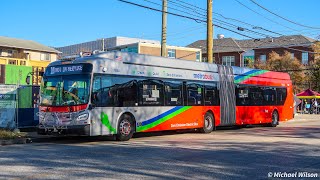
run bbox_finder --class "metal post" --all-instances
[102,38,105,51]
[16,70,22,129]
[207,0,213,63]
[161,0,167,57]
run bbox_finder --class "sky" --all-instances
[1,0,319,48]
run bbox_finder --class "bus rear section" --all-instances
[232,68,294,127]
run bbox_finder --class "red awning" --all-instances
[296,89,320,99]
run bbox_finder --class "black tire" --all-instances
[270,111,279,127]
[116,114,134,141]
[200,112,214,133]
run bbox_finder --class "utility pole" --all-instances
[207,0,213,63]
[161,0,167,57]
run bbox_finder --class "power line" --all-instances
[168,0,284,36]
[166,0,272,38]
[176,0,207,12]
[118,0,258,39]
[249,0,320,30]
[234,0,299,32]
[169,0,284,36]
[119,0,319,55]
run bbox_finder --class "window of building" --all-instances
[196,51,201,62]
[8,60,16,65]
[7,50,13,57]
[259,55,266,62]
[222,56,235,66]
[243,57,254,67]
[120,46,138,53]
[0,49,2,56]
[302,52,309,65]
[20,61,26,65]
[202,56,207,62]
[291,53,295,59]
[168,49,176,58]
[40,53,51,61]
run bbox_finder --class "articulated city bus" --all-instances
[38,51,294,141]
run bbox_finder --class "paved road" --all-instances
[1,115,320,179]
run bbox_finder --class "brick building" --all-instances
[187,35,316,67]
[108,42,201,61]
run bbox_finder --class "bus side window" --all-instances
[263,87,276,105]
[187,83,203,106]
[110,78,138,107]
[249,87,263,106]
[276,88,287,105]
[92,76,101,106]
[100,76,113,106]
[236,85,249,106]
[164,81,182,106]
[138,79,164,106]
[204,83,219,106]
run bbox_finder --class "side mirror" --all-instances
[88,104,95,110]
[26,76,31,85]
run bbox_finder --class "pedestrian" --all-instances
[306,101,311,114]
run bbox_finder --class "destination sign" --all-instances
[45,64,92,76]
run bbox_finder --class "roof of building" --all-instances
[237,35,316,50]
[187,38,243,53]
[0,36,60,53]
[187,35,316,53]
[109,42,201,51]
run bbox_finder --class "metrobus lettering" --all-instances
[193,73,213,80]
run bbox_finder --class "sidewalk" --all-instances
[25,131,56,143]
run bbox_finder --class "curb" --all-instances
[0,138,32,146]
[29,136,57,143]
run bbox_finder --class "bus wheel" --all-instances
[201,112,214,133]
[270,111,279,127]
[116,114,134,141]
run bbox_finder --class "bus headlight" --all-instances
[77,113,89,121]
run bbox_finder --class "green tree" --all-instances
[244,57,254,68]
[309,42,320,92]
[255,51,305,93]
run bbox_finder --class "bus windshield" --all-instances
[40,74,91,106]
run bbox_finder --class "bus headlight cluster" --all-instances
[39,113,45,123]
[76,113,89,121]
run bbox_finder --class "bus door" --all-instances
[90,76,105,135]
[218,65,236,125]
[235,85,252,124]
[90,75,119,136]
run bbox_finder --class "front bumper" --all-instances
[38,125,90,136]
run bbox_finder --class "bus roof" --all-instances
[48,51,290,81]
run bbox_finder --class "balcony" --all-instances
[0,56,51,68]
